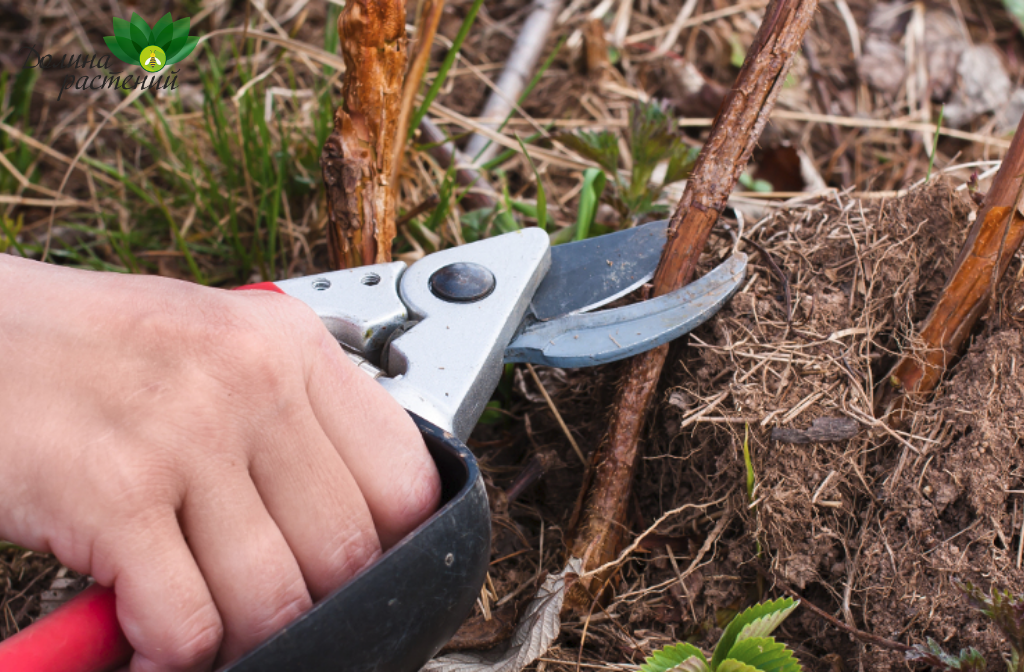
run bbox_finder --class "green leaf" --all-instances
[711,599,799,669]
[726,638,801,672]
[112,17,141,61]
[104,35,137,64]
[516,136,547,232]
[728,35,746,68]
[574,167,606,241]
[111,16,131,38]
[129,13,152,51]
[476,400,505,425]
[906,638,986,671]
[956,580,1024,649]
[665,142,699,185]
[557,131,619,174]
[737,600,799,642]
[152,13,174,50]
[165,36,199,65]
[628,100,676,174]
[408,0,485,138]
[716,661,760,672]
[639,643,709,672]
[167,18,193,59]
[738,172,772,193]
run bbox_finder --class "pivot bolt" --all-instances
[429,263,495,303]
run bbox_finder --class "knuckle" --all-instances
[391,463,442,531]
[247,576,311,641]
[322,527,382,585]
[154,602,224,669]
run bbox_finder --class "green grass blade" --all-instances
[470,36,566,163]
[409,0,486,137]
[574,167,606,241]
[516,135,547,231]
[926,105,944,181]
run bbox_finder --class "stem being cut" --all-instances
[563,0,819,613]
[876,114,1024,422]
[322,0,406,269]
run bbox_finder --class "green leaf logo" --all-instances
[104,12,198,72]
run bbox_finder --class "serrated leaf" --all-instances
[716,660,760,672]
[639,643,708,672]
[152,13,174,50]
[167,18,192,59]
[557,131,619,174]
[111,17,141,61]
[725,637,801,672]
[906,638,986,670]
[711,599,798,669]
[421,558,579,672]
[628,100,677,174]
[165,36,199,65]
[736,601,800,642]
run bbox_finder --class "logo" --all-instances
[104,13,198,73]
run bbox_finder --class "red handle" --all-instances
[234,282,284,293]
[0,584,131,672]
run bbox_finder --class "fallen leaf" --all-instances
[421,558,580,672]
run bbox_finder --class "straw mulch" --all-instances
[487,179,1024,671]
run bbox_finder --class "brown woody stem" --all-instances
[321,0,406,269]
[876,113,1024,422]
[562,0,819,613]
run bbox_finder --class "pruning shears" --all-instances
[0,220,747,672]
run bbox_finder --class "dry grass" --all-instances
[5,0,1024,669]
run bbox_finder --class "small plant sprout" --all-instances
[556,99,698,227]
[905,638,986,671]
[639,598,802,672]
[958,580,1024,672]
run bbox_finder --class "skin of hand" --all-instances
[0,254,441,672]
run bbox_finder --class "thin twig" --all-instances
[752,560,913,654]
[525,363,588,468]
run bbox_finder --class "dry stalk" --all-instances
[876,114,1024,422]
[562,0,819,614]
[393,0,447,184]
[321,0,406,269]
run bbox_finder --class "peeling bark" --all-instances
[322,0,406,269]
[563,0,819,613]
[876,114,1024,422]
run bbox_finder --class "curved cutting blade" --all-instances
[506,253,747,368]
[529,220,669,321]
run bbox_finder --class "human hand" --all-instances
[0,254,441,671]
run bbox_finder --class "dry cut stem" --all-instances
[322,0,406,269]
[562,0,819,613]
[876,113,1024,422]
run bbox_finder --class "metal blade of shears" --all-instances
[505,252,747,368]
[528,220,668,321]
